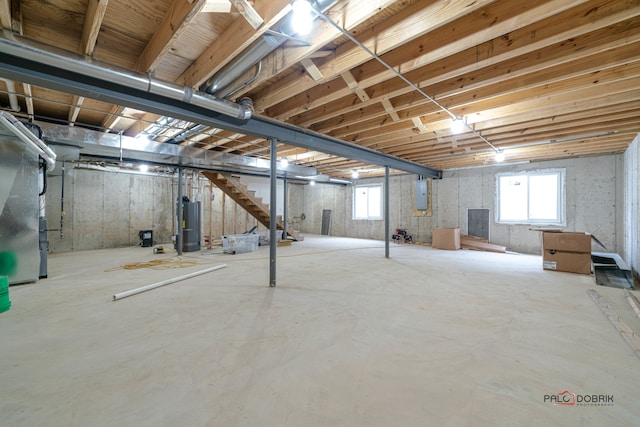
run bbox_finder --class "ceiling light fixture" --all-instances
[280,158,289,168]
[352,170,359,179]
[291,0,314,36]
[451,117,466,134]
[139,164,149,173]
[309,180,316,186]
[494,150,505,162]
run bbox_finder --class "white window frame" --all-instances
[352,183,383,220]
[496,169,565,226]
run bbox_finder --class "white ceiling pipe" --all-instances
[0,77,20,111]
[113,263,227,300]
[0,111,57,171]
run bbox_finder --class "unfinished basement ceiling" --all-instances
[0,0,639,179]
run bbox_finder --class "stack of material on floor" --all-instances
[287,229,304,242]
[257,230,297,246]
[460,235,506,253]
[222,234,259,254]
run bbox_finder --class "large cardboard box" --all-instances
[432,227,461,250]
[542,231,592,275]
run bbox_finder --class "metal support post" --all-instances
[385,165,390,259]
[177,166,183,256]
[269,138,277,287]
[283,172,288,240]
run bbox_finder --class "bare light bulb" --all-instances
[495,151,505,162]
[280,158,289,168]
[451,117,465,134]
[291,0,314,36]
[352,170,359,179]
[139,164,149,173]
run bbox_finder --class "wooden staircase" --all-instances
[201,172,302,241]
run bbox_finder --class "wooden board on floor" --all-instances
[460,235,506,253]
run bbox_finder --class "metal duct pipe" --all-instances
[0,77,20,111]
[201,0,338,98]
[166,123,209,144]
[201,31,290,97]
[0,30,252,121]
[0,111,56,171]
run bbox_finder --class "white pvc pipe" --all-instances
[112,263,227,301]
[0,111,57,171]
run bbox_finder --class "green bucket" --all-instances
[0,276,11,313]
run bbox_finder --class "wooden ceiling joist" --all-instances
[2,0,638,174]
[178,0,292,88]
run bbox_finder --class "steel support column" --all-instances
[269,138,277,287]
[385,166,390,259]
[283,172,288,240]
[177,166,183,256]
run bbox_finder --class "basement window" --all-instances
[353,184,383,220]
[496,169,565,225]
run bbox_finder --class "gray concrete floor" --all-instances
[1,235,639,426]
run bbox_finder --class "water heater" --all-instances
[177,201,201,252]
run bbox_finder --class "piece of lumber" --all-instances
[460,234,489,243]
[301,58,323,81]
[588,289,640,360]
[625,290,640,320]
[460,235,505,253]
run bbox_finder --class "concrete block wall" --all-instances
[293,154,624,255]
[45,169,265,254]
[435,155,623,254]
[47,151,632,259]
[624,135,640,278]
[46,168,175,253]
[292,175,435,243]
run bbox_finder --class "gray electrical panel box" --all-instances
[414,180,428,210]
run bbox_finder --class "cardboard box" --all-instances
[542,231,592,274]
[432,227,461,250]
